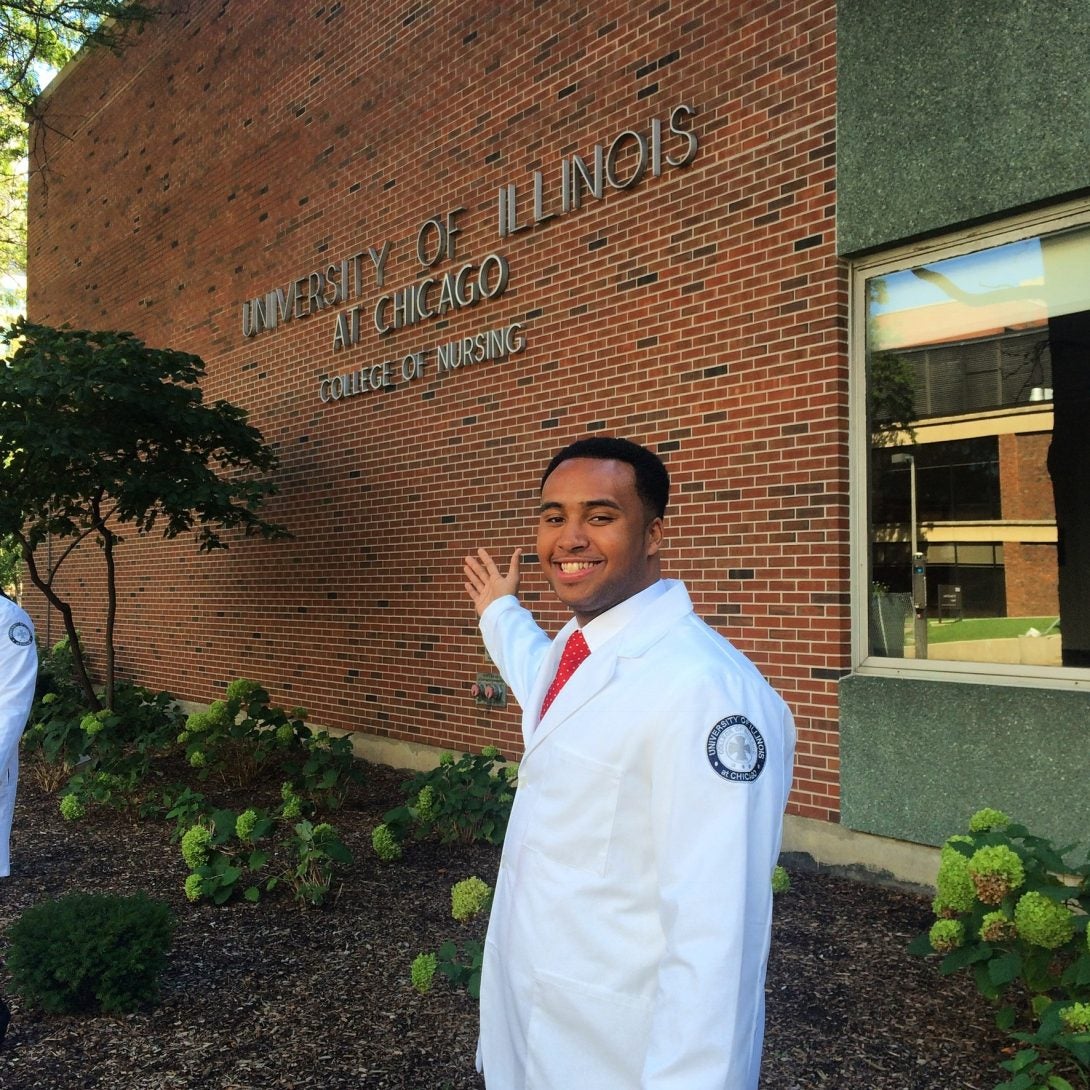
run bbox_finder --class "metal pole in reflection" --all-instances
[893,452,927,659]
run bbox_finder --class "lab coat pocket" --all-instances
[527,745,621,875]
[526,970,652,1090]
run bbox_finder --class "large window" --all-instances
[854,208,1090,678]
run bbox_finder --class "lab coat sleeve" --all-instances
[642,667,795,1090]
[0,619,38,771]
[478,595,552,709]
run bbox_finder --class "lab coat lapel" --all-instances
[523,582,695,757]
[524,636,618,756]
[520,616,573,745]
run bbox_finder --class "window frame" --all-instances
[849,198,1090,690]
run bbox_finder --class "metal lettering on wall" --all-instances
[237,105,699,402]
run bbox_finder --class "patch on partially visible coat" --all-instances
[706,714,766,782]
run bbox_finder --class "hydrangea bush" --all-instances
[372,746,516,860]
[911,808,1090,1089]
[271,820,353,907]
[451,876,492,922]
[410,876,493,1000]
[177,679,360,802]
[28,671,361,911]
[179,806,351,908]
[24,638,182,806]
[412,863,795,1002]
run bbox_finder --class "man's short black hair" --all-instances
[540,436,670,519]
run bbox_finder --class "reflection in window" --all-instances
[873,439,1000,525]
[865,222,1090,668]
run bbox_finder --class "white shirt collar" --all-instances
[577,578,669,653]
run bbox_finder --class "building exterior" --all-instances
[24,0,1090,882]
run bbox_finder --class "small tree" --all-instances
[0,319,286,709]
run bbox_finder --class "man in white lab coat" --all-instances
[463,436,795,1090]
[1,590,37,1044]
[0,590,37,880]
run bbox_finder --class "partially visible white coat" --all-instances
[477,580,795,1090]
[0,596,38,878]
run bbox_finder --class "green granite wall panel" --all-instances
[838,1,1090,255]
[839,674,1090,848]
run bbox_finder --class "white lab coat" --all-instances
[0,595,38,878]
[477,580,795,1090]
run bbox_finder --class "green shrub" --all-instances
[6,892,174,1015]
[434,938,485,999]
[24,672,368,912]
[371,822,402,862]
[410,952,438,995]
[179,808,351,908]
[181,807,275,905]
[283,729,364,812]
[411,876,493,1000]
[154,784,210,836]
[273,820,353,907]
[179,679,363,804]
[772,865,792,895]
[451,876,492,922]
[22,689,87,771]
[379,746,515,853]
[910,808,1090,1089]
[25,672,182,806]
[31,635,83,708]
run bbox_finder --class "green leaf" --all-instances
[1061,1036,1090,1067]
[1010,1048,1040,1067]
[940,943,991,974]
[989,951,1024,986]
[996,1005,1018,1031]
[1066,953,1090,988]
[1046,1077,1074,1090]
[211,809,238,840]
[327,842,352,865]
[973,961,1001,1000]
[907,931,935,957]
[248,850,268,870]
[243,887,260,903]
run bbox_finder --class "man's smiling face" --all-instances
[536,457,663,625]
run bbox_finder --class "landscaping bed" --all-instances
[0,760,1006,1089]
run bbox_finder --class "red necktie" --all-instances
[539,629,590,718]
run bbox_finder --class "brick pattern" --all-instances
[999,431,1060,616]
[26,0,844,824]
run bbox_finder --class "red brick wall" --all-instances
[26,0,845,824]
[999,431,1059,616]
[1004,542,1060,617]
[1000,430,1054,521]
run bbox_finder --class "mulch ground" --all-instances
[0,759,1008,1089]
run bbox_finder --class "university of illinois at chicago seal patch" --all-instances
[7,621,32,647]
[706,714,766,782]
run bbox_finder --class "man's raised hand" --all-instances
[464,547,522,617]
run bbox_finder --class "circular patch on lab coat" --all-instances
[707,714,766,782]
[7,621,32,647]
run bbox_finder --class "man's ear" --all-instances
[646,517,664,558]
